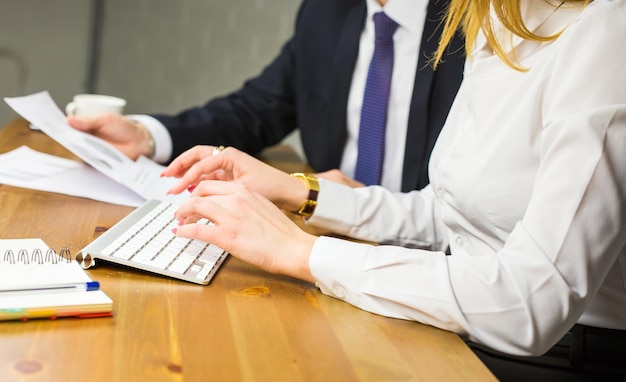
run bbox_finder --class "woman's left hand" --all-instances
[174,180,317,282]
[163,145,309,212]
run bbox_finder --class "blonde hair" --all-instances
[434,0,591,71]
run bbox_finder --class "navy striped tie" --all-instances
[354,12,398,186]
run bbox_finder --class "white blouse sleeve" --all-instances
[307,180,449,250]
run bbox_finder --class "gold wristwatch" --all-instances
[290,172,319,218]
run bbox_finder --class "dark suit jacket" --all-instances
[152,0,465,192]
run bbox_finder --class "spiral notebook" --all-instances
[0,238,113,322]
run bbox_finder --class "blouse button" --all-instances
[454,236,464,247]
[332,282,346,298]
[436,187,445,197]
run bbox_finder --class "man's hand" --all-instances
[316,169,364,188]
[67,113,154,160]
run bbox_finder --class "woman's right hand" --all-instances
[174,180,318,282]
[67,113,154,160]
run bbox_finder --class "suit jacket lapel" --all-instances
[401,0,447,191]
[324,2,366,170]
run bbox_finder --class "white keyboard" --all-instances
[76,200,228,285]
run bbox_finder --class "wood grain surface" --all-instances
[0,118,495,381]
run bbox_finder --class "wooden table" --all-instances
[0,118,495,381]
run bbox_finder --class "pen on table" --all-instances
[0,281,100,296]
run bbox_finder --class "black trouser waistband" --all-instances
[466,324,626,378]
[547,324,626,369]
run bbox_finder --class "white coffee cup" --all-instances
[65,94,127,116]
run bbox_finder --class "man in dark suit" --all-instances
[68,0,464,192]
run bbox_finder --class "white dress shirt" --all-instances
[341,0,426,191]
[307,0,626,356]
[138,0,427,192]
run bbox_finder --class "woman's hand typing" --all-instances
[173,180,317,282]
[163,145,309,213]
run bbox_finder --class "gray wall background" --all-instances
[0,0,302,152]
[0,0,92,120]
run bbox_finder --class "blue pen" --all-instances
[0,281,100,296]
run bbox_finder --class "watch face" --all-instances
[302,203,315,216]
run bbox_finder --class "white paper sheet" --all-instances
[4,91,189,205]
[0,146,145,207]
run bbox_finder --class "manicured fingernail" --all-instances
[171,228,177,234]
[187,185,196,192]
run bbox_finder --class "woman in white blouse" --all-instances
[166,0,626,378]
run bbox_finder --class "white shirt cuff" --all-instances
[309,236,369,305]
[127,114,173,163]
[306,178,358,233]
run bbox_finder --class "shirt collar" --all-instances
[366,0,428,35]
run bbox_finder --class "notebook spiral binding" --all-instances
[1,247,72,265]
